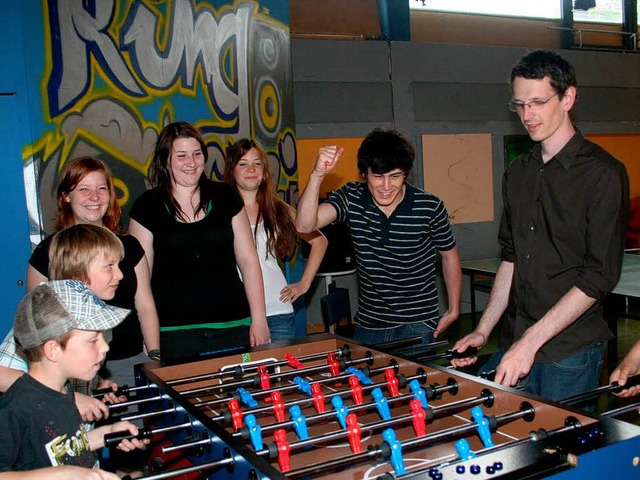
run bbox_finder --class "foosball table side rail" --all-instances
[139,366,288,480]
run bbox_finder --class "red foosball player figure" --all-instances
[348,375,364,405]
[409,398,427,437]
[257,365,271,401]
[285,353,304,369]
[274,428,291,472]
[311,383,326,413]
[345,413,362,453]
[272,391,286,422]
[228,398,244,431]
[327,352,342,386]
[384,368,400,397]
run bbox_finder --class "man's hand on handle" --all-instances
[450,332,487,368]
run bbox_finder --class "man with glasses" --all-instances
[452,50,629,403]
[296,129,462,346]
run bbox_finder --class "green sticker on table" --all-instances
[242,353,251,363]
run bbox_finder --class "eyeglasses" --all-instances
[508,92,560,113]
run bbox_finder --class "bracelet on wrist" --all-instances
[313,167,328,177]
[147,349,161,360]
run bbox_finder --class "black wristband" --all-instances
[148,349,161,360]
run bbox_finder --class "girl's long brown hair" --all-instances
[150,122,209,222]
[224,139,297,260]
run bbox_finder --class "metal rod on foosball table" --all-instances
[161,435,212,454]
[194,359,396,408]
[121,456,234,480]
[384,340,450,357]
[231,382,450,439]
[107,394,170,412]
[160,414,415,459]
[560,374,640,406]
[411,347,479,364]
[104,420,198,447]
[163,413,413,457]
[219,369,433,428]
[262,385,489,440]
[429,389,494,417]
[166,344,353,386]
[402,401,536,451]
[209,370,458,432]
[182,351,373,397]
[116,405,184,423]
[287,415,410,451]
[92,383,158,399]
[163,425,372,468]
[285,401,536,479]
[373,337,432,351]
[469,415,581,456]
[168,386,494,475]
[382,416,584,479]
[602,400,640,418]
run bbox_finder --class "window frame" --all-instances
[409,0,638,51]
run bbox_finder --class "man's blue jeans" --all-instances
[354,322,434,346]
[479,342,604,404]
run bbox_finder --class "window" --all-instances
[410,0,561,20]
[573,0,622,24]
[411,0,624,24]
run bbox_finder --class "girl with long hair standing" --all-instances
[225,138,327,341]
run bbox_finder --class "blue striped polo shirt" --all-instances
[326,181,456,330]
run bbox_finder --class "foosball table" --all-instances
[108,334,640,479]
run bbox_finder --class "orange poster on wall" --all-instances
[296,137,364,198]
[586,134,640,198]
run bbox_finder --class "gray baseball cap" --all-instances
[14,280,130,349]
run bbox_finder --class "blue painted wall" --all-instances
[0,2,36,337]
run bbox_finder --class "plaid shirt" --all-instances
[0,329,28,372]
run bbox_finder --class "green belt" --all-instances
[160,317,252,332]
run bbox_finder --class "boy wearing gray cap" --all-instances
[0,280,147,478]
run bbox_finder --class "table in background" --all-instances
[460,258,502,329]
[316,268,357,295]
[461,254,640,374]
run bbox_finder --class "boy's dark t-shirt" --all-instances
[0,374,97,471]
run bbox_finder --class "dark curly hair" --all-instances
[357,128,414,176]
[510,50,577,97]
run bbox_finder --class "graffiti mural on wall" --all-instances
[23,0,297,241]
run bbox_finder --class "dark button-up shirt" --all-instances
[498,132,629,362]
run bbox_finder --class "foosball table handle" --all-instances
[104,427,151,448]
[450,347,478,359]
